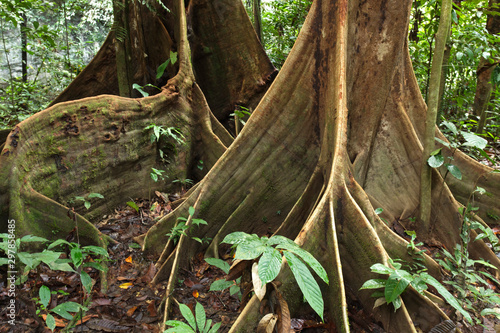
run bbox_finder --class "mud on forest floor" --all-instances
[1,191,499,333]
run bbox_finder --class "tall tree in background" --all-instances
[1,0,500,332]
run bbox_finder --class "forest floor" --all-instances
[0,187,499,332]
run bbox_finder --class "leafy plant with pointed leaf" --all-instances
[74,192,104,210]
[360,258,473,323]
[221,232,329,320]
[167,206,208,245]
[156,51,178,79]
[205,258,241,297]
[428,120,489,180]
[164,302,220,333]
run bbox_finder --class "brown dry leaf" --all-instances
[257,313,277,333]
[126,306,138,317]
[42,314,66,327]
[141,262,156,283]
[227,259,250,281]
[147,300,157,317]
[252,262,266,301]
[125,256,133,263]
[74,314,99,326]
[271,284,291,333]
[92,298,112,306]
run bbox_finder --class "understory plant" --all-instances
[164,301,220,333]
[220,232,329,320]
[167,206,209,245]
[0,234,109,331]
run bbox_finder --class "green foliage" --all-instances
[360,259,473,323]
[164,302,221,333]
[167,206,209,245]
[0,0,110,128]
[132,83,161,97]
[126,200,140,213]
[150,167,166,182]
[222,232,328,320]
[204,258,241,296]
[156,50,177,79]
[74,192,104,210]
[434,201,500,321]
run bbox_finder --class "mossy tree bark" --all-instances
[1,0,500,332]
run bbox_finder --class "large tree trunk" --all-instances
[1,0,500,332]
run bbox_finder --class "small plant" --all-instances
[164,301,220,333]
[150,167,166,182]
[156,51,178,79]
[230,105,252,135]
[360,258,473,323]
[132,83,161,97]
[434,198,500,321]
[144,123,185,146]
[173,177,194,191]
[221,232,329,320]
[428,120,489,180]
[167,206,208,245]
[74,192,104,210]
[205,258,241,297]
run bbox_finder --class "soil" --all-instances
[0,190,499,333]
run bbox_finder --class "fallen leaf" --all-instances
[74,314,99,325]
[42,314,66,327]
[141,262,156,283]
[119,282,133,289]
[147,301,157,317]
[127,306,138,317]
[92,298,112,306]
[192,290,199,298]
[125,256,133,263]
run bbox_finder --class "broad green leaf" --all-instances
[132,83,149,97]
[209,279,234,291]
[229,285,240,296]
[46,313,56,331]
[427,154,444,168]
[441,121,458,135]
[276,244,329,284]
[20,235,48,243]
[204,319,213,333]
[374,208,383,215]
[189,206,195,216]
[47,260,75,272]
[392,296,402,311]
[204,258,230,274]
[70,247,84,267]
[164,321,195,332]
[369,263,393,275]
[267,235,296,246]
[258,247,282,285]
[445,164,462,180]
[430,148,442,156]
[0,258,8,265]
[88,193,104,199]
[51,302,83,320]
[421,273,472,323]
[156,59,170,79]
[481,308,500,318]
[222,232,259,245]
[234,240,267,260]
[82,245,109,257]
[384,271,412,303]
[284,251,324,320]
[17,252,34,268]
[126,201,139,213]
[434,137,451,148]
[39,285,51,308]
[461,131,487,149]
[195,302,206,332]
[151,173,158,182]
[80,271,93,294]
[34,251,62,265]
[456,51,464,60]
[84,201,91,210]
[179,303,196,331]
[83,261,105,272]
[207,322,221,333]
[170,51,178,65]
[47,239,71,250]
[360,279,387,290]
